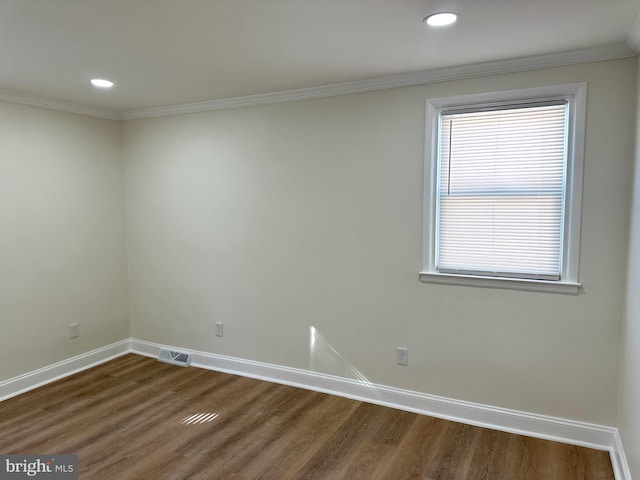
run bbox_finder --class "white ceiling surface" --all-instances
[1,0,639,115]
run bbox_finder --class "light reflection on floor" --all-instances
[181,412,220,425]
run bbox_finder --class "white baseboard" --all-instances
[611,429,633,480]
[0,339,130,401]
[130,338,630,479]
[0,338,631,480]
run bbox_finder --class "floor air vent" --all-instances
[157,348,191,367]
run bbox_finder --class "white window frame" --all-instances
[420,83,586,295]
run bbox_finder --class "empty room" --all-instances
[1,1,639,479]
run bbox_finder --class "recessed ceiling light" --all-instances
[424,12,458,27]
[90,78,114,89]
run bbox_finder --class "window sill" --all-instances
[418,272,581,295]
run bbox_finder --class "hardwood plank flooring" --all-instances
[0,354,614,479]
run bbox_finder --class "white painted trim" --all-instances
[122,43,633,120]
[135,339,634,478]
[419,272,581,294]
[627,14,640,53]
[611,430,633,480]
[421,82,587,294]
[0,339,130,401]
[131,339,615,451]
[0,89,119,120]
[0,43,632,121]
[0,338,630,479]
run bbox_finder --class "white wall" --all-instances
[122,58,636,426]
[0,101,130,380]
[618,57,640,477]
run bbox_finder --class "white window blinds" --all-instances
[436,101,568,280]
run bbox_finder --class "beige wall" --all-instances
[122,58,636,426]
[618,58,640,478]
[0,101,130,380]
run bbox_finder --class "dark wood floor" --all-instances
[0,354,613,479]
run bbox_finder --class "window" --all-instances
[420,84,586,294]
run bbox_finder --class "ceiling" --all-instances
[1,0,639,116]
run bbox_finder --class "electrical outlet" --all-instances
[69,322,79,339]
[215,322,224,337]
[396,347,408,366]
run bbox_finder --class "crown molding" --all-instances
[627,14,640,53]
[0,88,120,120]
[121,42,636,120]
[0,43,634,121]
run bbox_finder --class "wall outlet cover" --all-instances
[69,323,79,339]
[396,347,409,366]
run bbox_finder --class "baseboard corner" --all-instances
[611,428,633,480]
